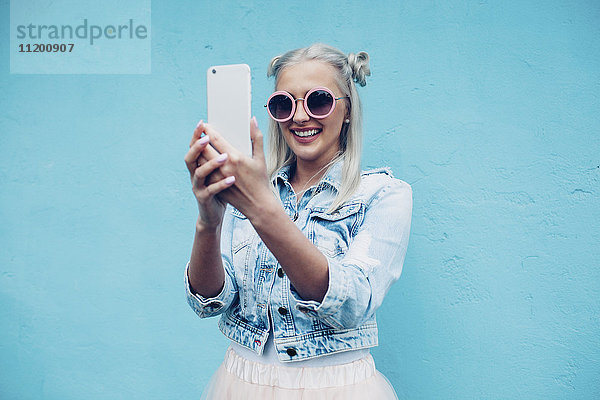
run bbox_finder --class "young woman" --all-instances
[184,43,412,399]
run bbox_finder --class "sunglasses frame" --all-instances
[265,86,348,122]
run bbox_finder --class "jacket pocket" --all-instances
[308,202,365,258]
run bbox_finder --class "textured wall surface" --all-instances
[1,1,599,399]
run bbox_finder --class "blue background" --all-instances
[1,1,599,398]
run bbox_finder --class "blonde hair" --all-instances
[266,43,371,212]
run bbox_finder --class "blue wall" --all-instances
[1,1,599,398]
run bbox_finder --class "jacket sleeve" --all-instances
[291,179,413,329]
[185,207,239,318]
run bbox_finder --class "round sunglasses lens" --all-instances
[307,90,334,116]
[268,94,293,120]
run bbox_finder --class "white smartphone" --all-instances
[206,64,252,157]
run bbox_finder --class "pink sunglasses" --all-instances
[265,86,348,122]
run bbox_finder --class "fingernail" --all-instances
[252,116,258,129]
[198,135,209,145]
[196,119,203,129]
[225,176,236,184]
[217,153,228,162]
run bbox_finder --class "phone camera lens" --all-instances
[212,69,216,74]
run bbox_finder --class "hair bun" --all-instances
[267,55,281,78]
[347,51,370,87]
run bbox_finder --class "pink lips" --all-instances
[290,128,322,144]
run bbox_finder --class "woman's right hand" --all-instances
[184,122,236,230]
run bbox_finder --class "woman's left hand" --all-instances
[200,117,277,221]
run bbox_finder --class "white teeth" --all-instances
[292,129,320,137]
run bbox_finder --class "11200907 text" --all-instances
[18,44,74,53]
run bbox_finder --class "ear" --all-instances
[344,105,351,122]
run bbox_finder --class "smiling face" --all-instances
[275,60,348,171]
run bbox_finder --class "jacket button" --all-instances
[286,348,297,357]
[277,268,284,278]
[278,306,288,315]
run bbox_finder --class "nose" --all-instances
[292,98,310,123]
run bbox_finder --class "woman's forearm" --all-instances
[187,217,226,298]
[248,198,329,302]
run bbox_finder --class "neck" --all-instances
[291,153,341,192]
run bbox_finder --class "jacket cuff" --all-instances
[290,258,349,328]
[185,261,231,318]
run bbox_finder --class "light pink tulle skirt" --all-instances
[200,347,398,399]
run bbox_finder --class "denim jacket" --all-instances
[185,160,412,362]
